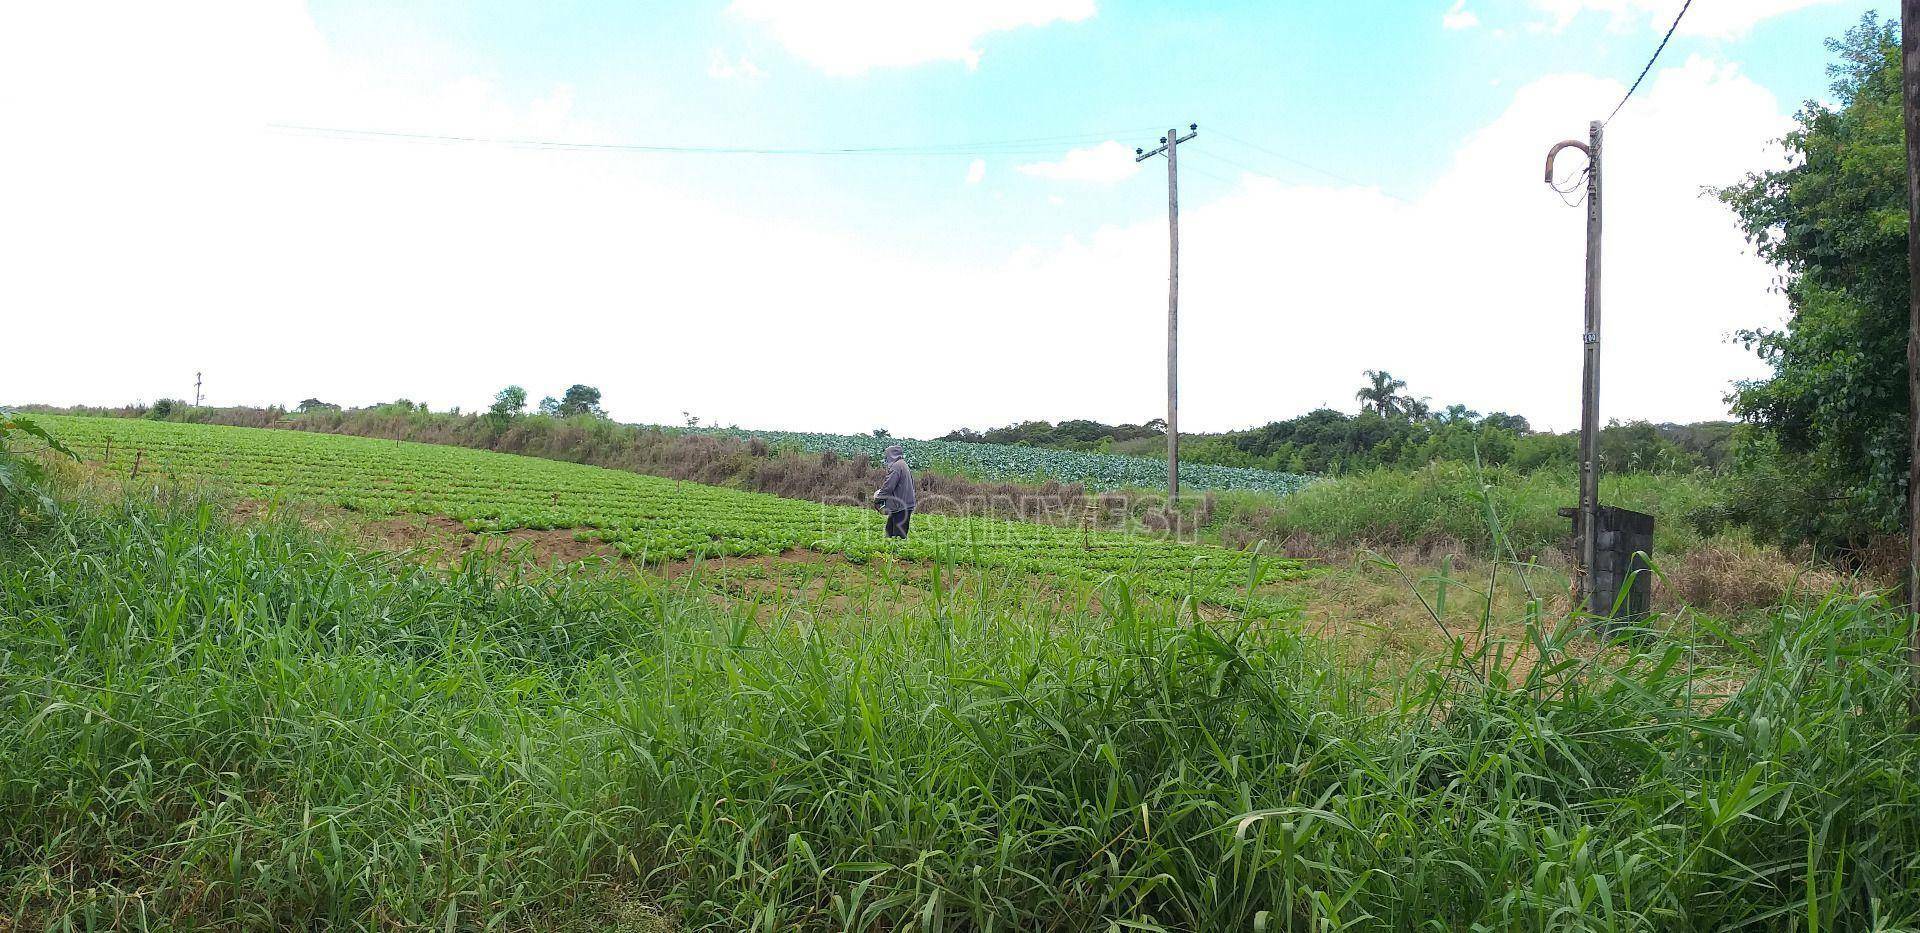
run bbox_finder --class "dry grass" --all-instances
[1651,539,1867,613]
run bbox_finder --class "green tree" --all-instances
[489,385,528,420]
[1480,412,1532,434]
[1597,420,1698,474]
[1355,370,1408,418]
[1718,13,1906,551]
[552,385,604,418]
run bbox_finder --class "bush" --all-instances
[1217,461,1721,558]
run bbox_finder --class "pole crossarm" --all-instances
[1136,125,1199,162]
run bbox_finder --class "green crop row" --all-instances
[693,427,1316,495]
[44,416,1305,612]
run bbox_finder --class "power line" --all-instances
[1174,158,1238,187]
[1548,158,1591,208]
[267,123,1163,158]
[1186,148,1414,204]
[1605,0,1693,124]
[1204,127,1411,203]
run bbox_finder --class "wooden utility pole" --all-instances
[1902,0,1920,716]
[1136,123,1198,503]
[193,371,203,408]
[1546,121,1604,615]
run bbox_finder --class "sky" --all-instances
[0,0,1899,437]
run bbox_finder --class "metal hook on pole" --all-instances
[1544,139,1592,185]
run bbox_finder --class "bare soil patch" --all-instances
[360,512,622,566]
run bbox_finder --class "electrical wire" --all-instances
[1553,177,1590,208]
[1205,127,1412,202]
[1176,161,1240,187]
[276,120,1422,207]
[1605,0,1693,124]
[268,123,1163,158]
[1186,148,1414,204]
[1549,160,1591,207]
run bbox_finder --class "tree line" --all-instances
[941,368,1732,477]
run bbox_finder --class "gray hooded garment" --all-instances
[876,445,916,512]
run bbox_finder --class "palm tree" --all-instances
[1355,370,1408,417]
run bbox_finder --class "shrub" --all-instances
[1217,461,1720,559]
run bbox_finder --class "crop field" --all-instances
[693,427,1315,495]
[43,415,1304,612]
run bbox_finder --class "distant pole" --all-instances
[1546,121,1603,615]
[1136,123,1198,504]
[194,371,203,408]
[1902,0,1920,716]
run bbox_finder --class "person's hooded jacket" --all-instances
[875,445,916,513]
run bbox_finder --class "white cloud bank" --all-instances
[1532,0,1843,38]
[1016,141,1141,184]
[727,0,1096,75]
[966,158,986,184]
[0,5,1791,437]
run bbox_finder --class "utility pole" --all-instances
[1545,121,1603,616]
[1902,0,1920,717]
[193,371,203,408]
[1136,123,1197,503]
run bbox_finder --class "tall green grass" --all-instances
[1218,461,1721,556]
[2,487,1916,930]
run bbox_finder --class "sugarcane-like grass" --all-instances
[2,488,1916,931]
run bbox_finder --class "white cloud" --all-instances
[1047,194,1066,206]
[726,0,1096,75]
[965,158,986,184]
[708,50,766,80]
[1015,141,1140,184]
[1531,0,1841,38]
[1444,1,1481,30]
[0,5,1793,437]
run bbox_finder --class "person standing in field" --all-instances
[874,444,915,538]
